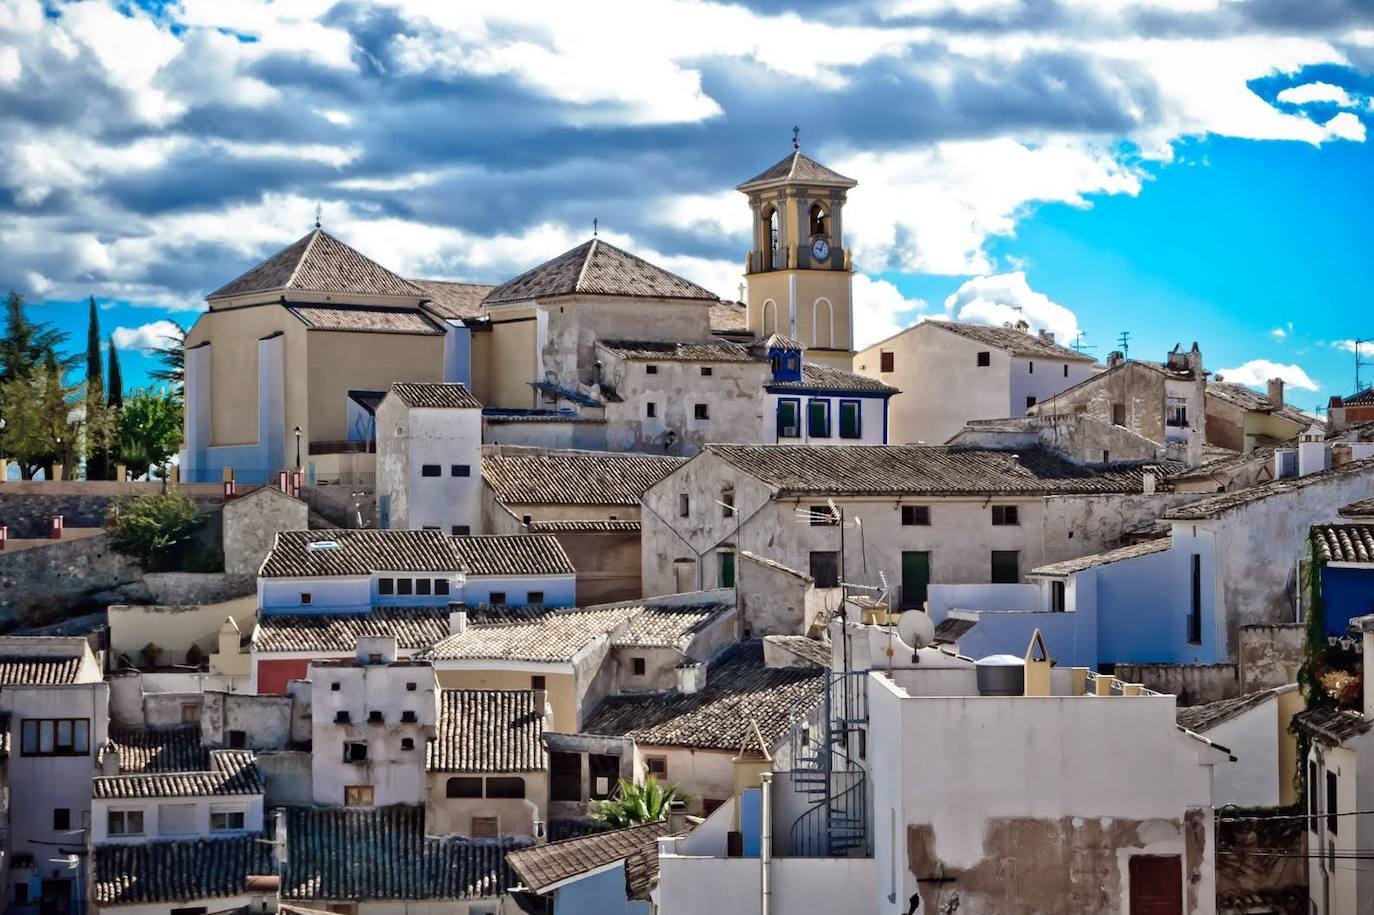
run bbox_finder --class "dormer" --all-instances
[757,333,805,383]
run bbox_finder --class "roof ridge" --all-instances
[574,238,597,293]
[284,228,321,291]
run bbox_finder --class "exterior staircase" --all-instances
[788,671,870,857]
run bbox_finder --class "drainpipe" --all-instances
[760,771,773,915]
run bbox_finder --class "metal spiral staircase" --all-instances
[788,671,871,857]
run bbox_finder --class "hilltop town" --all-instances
[1,142,1373,915]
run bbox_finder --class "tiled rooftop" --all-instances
[421,606,639,664]
[483,451,683,506]
[207,229,423,301]
[389,382,482,410]
[582,641,825,752]
[286,304,445,336]
[412,280,497,320]
[703,444,1171,497]
[1030,537,1172,577]
[101,725,209,773]
[765,362,899,394]
[451,534,575,577]
[609,600,732,651]
[599,339,758,362]
[1164,458,1374,521]
[1340,497,1374,519]
[427,689,547,773]
[736,150,857,190]
[527,519,642,533]
[1313,524,1374,564]
[261,529,460,578]
[92,834,273,905]
[281,806,527,901]
[0,655,83,686]
[253,606,451,654]
[1176,690,1276,733]
[485,239,717,306]
[709,300,748,333]
[762,634,832,667]
[1207,380,1314,428]
[506,821,674,895]
[93,750,262,799]
[1293,705,1373,748]
[927,320,1097,362]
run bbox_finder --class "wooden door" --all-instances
[1128,855,1183,915]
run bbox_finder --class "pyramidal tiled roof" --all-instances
[736,150,857,191]
[208,229,424,301]
[484,239,718,305]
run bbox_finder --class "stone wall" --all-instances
[223,486,309,575]
[142,572,255,606]
[1216,808,1307,913]
[1239,623,1307,692]
[0,532,149,622]
[0,486,225,538]
[1113,662,1239,705]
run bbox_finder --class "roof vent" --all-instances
[307,541,340,552]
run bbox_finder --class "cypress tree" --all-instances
[85,297,107,478]
[107,336,123,409]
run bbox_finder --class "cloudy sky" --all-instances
[2,0,1372,407]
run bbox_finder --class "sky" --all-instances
[1,0,1372,412]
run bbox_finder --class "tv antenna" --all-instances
[1116,330,1131,360]
[1070,332,1097,355]
[1355,338,1372,394]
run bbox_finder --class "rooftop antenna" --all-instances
[1070,332,1097,355]
[1355,338,1371,394]
[314,203,321,229]
[593,218,598,237]
[1116,330,1131,361]
[792,125,800,151]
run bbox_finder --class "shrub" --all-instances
[105,491,203,571]
[184,643,204,667]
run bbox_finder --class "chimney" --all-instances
[1107,350,1124,369]
[1038,329,1055,345]
[1014,318,1030,334]
[1267,377,1285,408]
[667,798,687,833]
[356,635,397,665]
[1298,424,1327,477]
[1328,396,1348,433]
[676,661,705,695]
[217,617,241,659]
[449,606,468,636]
[101,744,121,776]
[1142,471,1156,495]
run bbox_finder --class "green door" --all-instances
[901,551,930,609]
[718,551,736,588]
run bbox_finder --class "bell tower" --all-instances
[737,130,857,369]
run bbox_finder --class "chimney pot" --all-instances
[667,798,687,833]
[449,608,468,636]
[1267,377,1285,408]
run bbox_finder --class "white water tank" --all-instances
[974,654,1025,696]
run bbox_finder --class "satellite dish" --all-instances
[896,609,935,650]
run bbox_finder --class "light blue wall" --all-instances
[444,323,473,386]
[1095,531,1222,665]
[954,608,1094,667]
[740,786,762,857]
[552,863,649,915]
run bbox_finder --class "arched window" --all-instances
[809,203,828,238]
[762,206,780,270]
[761,299,778,336]
[486,777,526,799]
[447,777,482,798]
[814,299,833,348]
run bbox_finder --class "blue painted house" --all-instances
[1312,523,1374,637]
[506,820,674,914]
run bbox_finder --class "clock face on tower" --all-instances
[811,238,830,261]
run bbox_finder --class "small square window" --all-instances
[976,351,991,367]
[678,494,690,517]
[344,785,374,807]
[210,810,245,832]
[489,592,507,606]
[646,402,657,418]
[401,737,415,751]
[421,464,441,477]
[300,592,312,605]
[645,756,668,778]
[378,578,394,596]
[471,816,500,838]
[694,403,709,420]
[53,808,70,831]
[632,657,646,676]
[451,464,471,477]
[227,730,247,749]
[406,681,417,691]
[435,578,451,595]
[397,579,413,596]
[330,682,341,691]
[1025,395,1037,409]
[991,505,1019,526]
[416,579,432,596]
[343,742,368,763]
[451,525,470,536]
[701,366,713,376]
[879,351,894,373]
[531,676,546,690]
[646,364,659,375]
[901,505,930,526]
[529,590,545,604]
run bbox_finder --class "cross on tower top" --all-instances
[792,125,800,150]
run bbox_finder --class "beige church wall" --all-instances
[467,328,493,406]
[485,308,540,410]
[746,270,851,353]
[304,331,444,443]
[185,306,304,447]
[542,296,715,386]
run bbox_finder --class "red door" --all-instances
[1129,855,1183,915]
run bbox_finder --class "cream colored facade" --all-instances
[434,667,579,732]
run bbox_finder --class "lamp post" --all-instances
[294,426,303,471]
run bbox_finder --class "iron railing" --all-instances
[784,671,872,857]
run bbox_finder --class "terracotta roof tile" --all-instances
[1313,524,1374,564]
[1176,690,1276,733]
[286,304,445,335]
[389,382,482,409]
[928,320,1096,362]
[92,835,273,905]
[208,230,423,301]
[93,750,263,799]
[762,635,832,667]
[765,362,898,394]
[0,655,82,685]
[102,725,208,773]
[1294,706,1373,747]
[736,151,857,190]
[485,239,717,306]
[610,600,732,650]
[412,280,497,320]
[1341,498,1374,519]
[506,821,673,895]
[710,300,748,333]
[483,452,683,506]
[261,530,461,578]
[599,339,758,362]
[1165,458,1374,520]
[452,534,574,577]
[1030,537,1172,577]
[253,607,451,654]
[427,689,546,772]
[421,606,638,663]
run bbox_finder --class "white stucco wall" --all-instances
[1197,697,1281,807]
[376,394,482,534]
[91,793,265,842]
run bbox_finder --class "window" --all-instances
[776,399,801,438]
[632,657,647,676]
[807,399,830,438]
[976,351,991,367]
[1111,402,1126,426]
[171,908,208,915]
[646,364,659,375]
[401,710,417,722]
[646,402,657,418]
[378,578,394,596]
[1102,450,1110,463]
[701,366,713,377]
[880,350,895,373]
[809,202,828,237]
[108,809,144,836]
[694,403,710,421]
[210,809,246,832]
[21,718,89,756]
[991,550,1020,584]
[531,675,546,690]
[1050,580,1066,613]
[1025,395,1036,409]
[528,590,545,604]
[1028,361,1034,374]
[678,493,690,517]
[53,808,70,831]
[416,579,432,596]
[344,785,374,807]
[471,816,500,838]
[901,505,930,526]
[1188,554,1203,644]
[1166,396,1188,427]
[368,709,384,723]
[1063,364,1069,377]
[1327,770,1338,834]
[900,551,931,609]
[991,505,1019,526]
[397,579,413,596]
[838,400,861,439]
[551,752,581,802]
[1309,761,1319,834]
[721,489,735,517]
[401,737,414,751]
[450,524,470,537]
[181,702,199,723]
[645,756,669,778]
[487,777,526,799]
[227,730,247,749]
[718,551,735,588]
[489,591,506,605]
[421,464,441,477]
[343,742,368,764]
[406,681,417,691]
[810,504,838,526]
[330,682,341,692]
[810,551,840,588]
[300,592,313,605]
[451,464,471,477]
[446,777,482,798]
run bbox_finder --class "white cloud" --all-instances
[318,109,353,126]
[1333,339,1374,358]
[112,320,183,354]
[1324,112,1367,142]
[1214,359,1319,392]
[852,275,931,349]
[942,272,1082,344]
[1277,82,1356,107]
[1270,323,1292,340]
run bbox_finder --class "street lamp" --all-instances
[294,426,303,471]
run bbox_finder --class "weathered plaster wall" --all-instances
[223,487,308,575]
[0,532,148,621]
[1216,811,1307,911]
[544,296,715,388]
[1034,361,1172,444]
[201,690,295,749]
[424,770,548,837]
[256,749,314,806]
[1238,623,1306,691]
[142,572,255,605]
[1112,664,1238,705]
[109,596,257,665]
[375,395,482,533]
[736,551,816,636]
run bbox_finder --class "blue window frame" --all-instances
[776,398,801,439]
[807,399,831,438]
[839,400,862,439]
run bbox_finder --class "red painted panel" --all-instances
[256,658,313,695]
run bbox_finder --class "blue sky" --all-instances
[2,0,1372,413]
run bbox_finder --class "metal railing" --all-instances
[783,672,872,857]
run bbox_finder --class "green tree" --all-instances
[105,490,202,571]
[107,336,124,410]
[0,290,68,384]
[148,322,187,394]
[590,776,684,829]
[0,351,84,479]
[117,388,183,479]
[85,296,111,479]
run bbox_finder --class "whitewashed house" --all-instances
[375,381,483,534]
